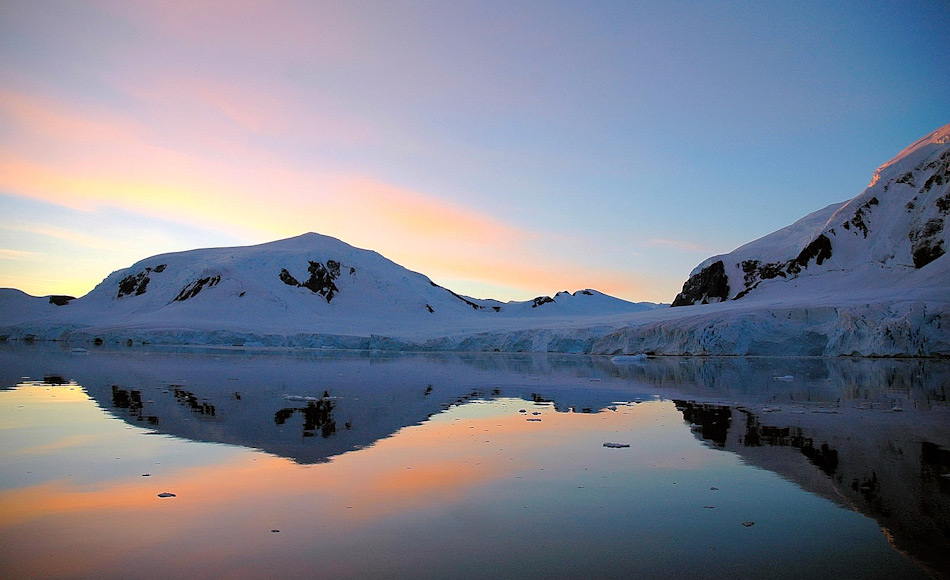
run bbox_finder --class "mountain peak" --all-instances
[869,123,950,188]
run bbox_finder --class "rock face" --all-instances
[279,260,343,303]
[671,261,729,306]
[672,125,950,306]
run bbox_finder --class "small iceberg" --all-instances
[610,354,648,364]
[284,395,322,402]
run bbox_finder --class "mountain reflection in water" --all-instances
[0,343,947,579]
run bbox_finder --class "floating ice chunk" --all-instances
[284,395,321,402]
[773,375,794,382]
[603,442,630,448]
[283,394,339,402]
[610,354,648,364]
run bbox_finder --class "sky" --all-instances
[1,1,948,304]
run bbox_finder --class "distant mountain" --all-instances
[672,124,950,306]
[0,232,658,343]
[0,288,75,325]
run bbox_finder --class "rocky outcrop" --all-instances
[279,260,344,303]
[733,234,834,300]
[840,196,878,238]
[671,261,729,307]
[174,275,222,302]
[532,296,554,308]
[117,264,166,298]
[909,218,945,268]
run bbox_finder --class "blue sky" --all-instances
[1,0,948,302]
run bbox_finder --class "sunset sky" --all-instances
[1,1,948,303]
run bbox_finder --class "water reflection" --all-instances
[678,398,950,577]
[0,343,947,579]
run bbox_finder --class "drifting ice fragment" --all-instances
[610,354,648,364]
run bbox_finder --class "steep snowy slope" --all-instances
[0,232,657,341]
[672,124,950,306]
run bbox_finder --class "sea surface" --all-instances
[1,343,948,579]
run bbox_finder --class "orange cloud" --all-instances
[0,86,652,300]
[0,88,143,147]
[0,248,40,261]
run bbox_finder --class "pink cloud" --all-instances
[94,0,358,58]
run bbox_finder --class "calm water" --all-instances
[1,343,948,579]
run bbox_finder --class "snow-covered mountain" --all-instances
[672,124,950,306]
[0,232,658,343]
